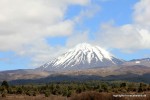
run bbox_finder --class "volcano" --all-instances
[37,43,124,71]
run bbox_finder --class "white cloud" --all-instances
[0,0,90,67]
[97,0,150,52]
[74,3,100,23]
[133,0,150,26]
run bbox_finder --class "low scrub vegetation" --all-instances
[0,80,150,100]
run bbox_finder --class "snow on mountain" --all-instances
[37,43,124,71]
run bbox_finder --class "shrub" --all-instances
[112,88,119,93]
[1,93,6,97]
[101,83,108,92]
[98,88,103,92]
[33,92,36,96]
[17,87,24,94]
[76,87,82,93]
[26,91,32,96]
[44,91,50,97]
[67,90,72,97]
[138,87,143,92]
[120,83,126,88]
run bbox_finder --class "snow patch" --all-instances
[135,61,140,64]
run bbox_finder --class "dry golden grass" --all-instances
[0,94,66,100]
[70,91,150,100]
[0,92,150,100]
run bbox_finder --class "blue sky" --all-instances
[0,0,150,71]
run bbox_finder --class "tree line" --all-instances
[0,80,150,98]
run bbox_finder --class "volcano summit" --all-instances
[37,43,124,71]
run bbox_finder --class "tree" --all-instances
[17,87,24,94]
[1,81,9,88]
[101,83,108,92]
[138,83,147,92]
[120,83,126,88]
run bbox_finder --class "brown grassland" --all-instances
[0,91,150,100]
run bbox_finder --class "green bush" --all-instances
[67,90,72,97]
[17,87,24,94]
[101,83,108,92]
[120,83,126,88]
[44,91,50,97]
[26,91,32,96]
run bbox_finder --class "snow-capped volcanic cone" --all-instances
[37,43,124,71]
